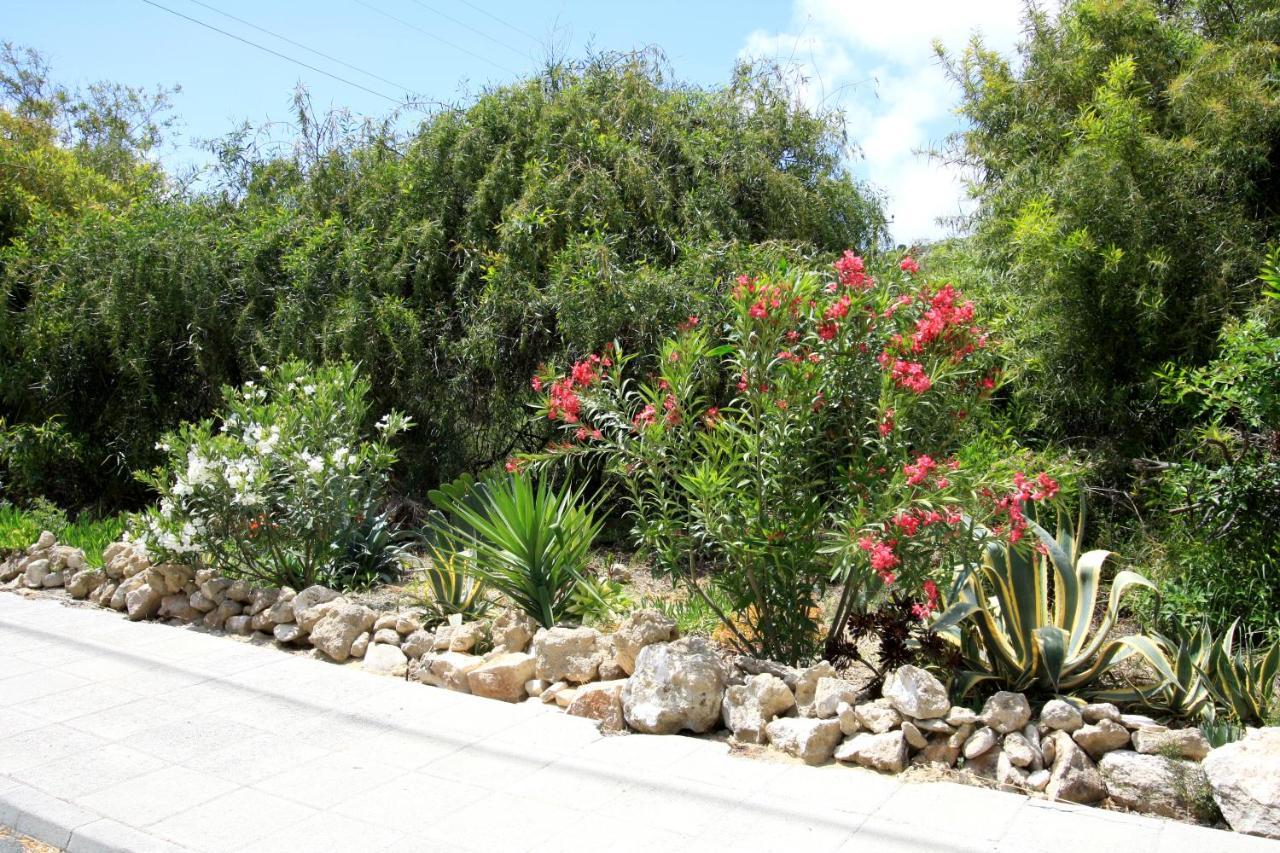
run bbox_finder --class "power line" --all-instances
[138,0,407,106]
[351,0,518,76]
[405,0,533,62]
[185,0,418,94]
[454,0,541,46]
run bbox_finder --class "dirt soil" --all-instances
[0,823,60,853]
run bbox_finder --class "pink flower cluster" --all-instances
[834,251,873,290]
[858,535,901,584]
[988,471,1061,542]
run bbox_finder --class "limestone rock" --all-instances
[158,593,200,622]
[263,588,297,624]
[733,655,802,689]
[901,721,928,750]
[66,569,106,600]
[1202,726,1280,839]
[203,599,242,630]
[622,637,728,735]
[531,626,604,683]
[274,623,304,644]
[188,590,219,613]
[766,717,843,765]
[23,558,51,589]
[946,706,979,727]
[1132,727,1211,761]
[401,629,434,660]
[1026,769,1051,791]
[555,686,579,708]
[373,628,401,646]
[373,613,399,632]
[793,661,838,713]
[912,735,960,768]
[309,603,377,662]
[125,583,162,621]
[1072,718,1131,761]
[566,679,628,732]
[492,610,537,654]
[1081,702,1121,724]
[467,652,535,702]
[225,615,252,635]
[835,730,909,773]
[448,622,486,653]
[836,702,860,736]
[524,679,548,698]
[1002,731,1038,768]
[363,643,409,677]
[1044,730,1106,804]
[721,673,796,744]
[349,632,369,659]
[963,726,998,760]
[248,587,279,616]
[541,680,568,704]
[418,651,484,692]
[1120,713,1166,733]
[1039,699,1084,733]
[882,665,949,720]
[913,717,954,735]
[598,659,627,681]
[612,609,678,675]
[292,585,342,630]
[812,677,861,719]
[1100,750,1211,819]
[997,750,1030,791]
[854,698,902,734]
[981,692,1031,734]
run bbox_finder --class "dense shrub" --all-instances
[940,0,1280,453]
[133,361,411,590]
[0,49,886,511]
[1141,303,1280,636]
[522,252,1066,664]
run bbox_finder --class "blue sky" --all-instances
[7,1,1038,242]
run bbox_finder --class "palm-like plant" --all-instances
[426,473,602,628]
[934,506,1162,696]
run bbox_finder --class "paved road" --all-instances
[0,593,1274,853]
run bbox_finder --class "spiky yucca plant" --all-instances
[934,506,1162,696]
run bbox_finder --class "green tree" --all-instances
[940,0,1280,453]
[1,49,886,510]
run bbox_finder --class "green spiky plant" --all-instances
[1205,621,1280,726]
[411,532,492,626]
[933,504,1163,696]
[426,473,603,628]
[1096,620,1216,720]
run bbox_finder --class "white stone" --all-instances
[533,626,606,683]
[946,706,979,727]
[418,651,484,692]
[622,638,728,735]
[1202,726,1280,839]
[811,677,861,719]
[309,604,377,662]
[1039,699,1083,733]
[766,717,843,765]
[901,721,928,750]
[1131,727,1210,761]
[1026,768,1051,791]
[125,583,162,621]
[981,692,1031,734]
[524,679,549,698]
[1081,702,1121,724]
[1044,730,1106,804]
[566,679,628,732]
[1002,731,1038,768]
[1072,718,1130,760]
[612,609,677,675]
[349,632,369,659]
[373,628,401,646]
[448,622,486,653]
[292,585,342,631]
[882,665,949,720]
[836,701,860,736]
[963,726,998,760]
[854,698,902,734]
[467,652,535,702]
[492,610,537,654]
[835,730,909,773]
[721,673,796,744]
[363,643,408,677]
[401,629,434,659]
[1100,750,1211,819]
[793,661,838,713]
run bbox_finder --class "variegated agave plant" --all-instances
[933,507,1163,697]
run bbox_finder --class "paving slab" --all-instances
[1,592,1273,852]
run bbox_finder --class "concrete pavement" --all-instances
[0,592,1274,852]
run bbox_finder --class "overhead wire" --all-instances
[138,0,408,106]
[350,0,519,76]
[454,0,542,46]
[184,0,418,94]
[404,0,534,62]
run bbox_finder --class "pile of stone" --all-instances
[3,533,1277,841]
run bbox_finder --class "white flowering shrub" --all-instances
[133,361,411,589]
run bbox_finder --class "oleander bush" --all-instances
[521,251,1069,664]
[131,361,411,589]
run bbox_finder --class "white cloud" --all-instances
[740,0,1045,244]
